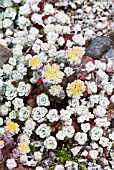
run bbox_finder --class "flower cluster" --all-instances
[0,0,114,170]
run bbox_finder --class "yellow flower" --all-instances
[67,80,85,98]
[0,140,4,149]
[6,121,19,134]
[43,64,64,84]
[29,57,41,68]
[50,85,62,96]
[67,47,85,63]
[19,143,30,153]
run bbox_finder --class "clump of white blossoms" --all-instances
[0,0,114,170]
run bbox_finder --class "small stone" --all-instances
[97,157,109,166]
[105,47,114,58]
[86,36,112,59]
[0,44,12,68]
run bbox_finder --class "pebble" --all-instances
[0,44,12,68]
[86,36,112,59]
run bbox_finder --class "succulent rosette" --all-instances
[0,0,114,170]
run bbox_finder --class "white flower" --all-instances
[5,85,17,100]
[41,43,49,51]
[9,111,17,119]
[90,95,99,104]
[4,7,16,20]
[12,98,24,110]
[3,64,13,75]
[91,142,98,149]
[3,0,13,7]
[25,118,36,130]
[75,132,87,145]
[44,24,55,33]
[73,34,85,46]
[99,137,109,147]
[90,127,103,141]
[109,131,114,141]
[66,40,73,47]
[56,130,65,141]
[32,44,40,53]
[81,150,88,157]
[0,104,9,117]
[110,152,114,161]
[63,126,75,138]
[64,118,72,126]
[47,32,59,43]
[6,158,17,169]
[3,19,13,28]
[12,70,23,81]
[55,12,70,24]
[62,26,70,34]
[37,93,50,106]
[47,109,59,122]
[103,82,113,95]
[18,16,27,25]
[17,64,28,75]
[96,69,108,81]
[32,107,48,123]
[95,60,106,71]
[8,57,16,66]
[95,118,110,127]
[36,123,51,138]
[57,36,65,46]
[0,80,3,88]
[29,27,39,36]
[87,81,97,94]
[19,4,31,16]
[13,0,22,3]
[36,166,44,170]
[81,123,90,133]
[20,155,28,165]
[76,105,88,115]
[19,134,30,145]
[0,117,3,126]
[64,67,74,77]
[54,165,65,170]
[55,25,63,33]
[13,45,23,56]
[99,97,110,108]
[44,136,57,150]
[44,3,54,14]
[89,150,98,159]
[85,61,95,72]
[19,107,30,121]
[31,4,40,12]
[93,105,106,117]
[31,13,43,25]
[110,95,114,104]
[60,109,72,121]
[17,82,31,96]
[34,151,42,161]
[71,146,82,156]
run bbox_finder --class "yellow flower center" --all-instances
[68,47,83,63]
[29,57,41,68]
[43,64,64,84]
[19,143,30,153]
[0,140,4,145]
[67,80,85,98]
[6,121,19,133]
